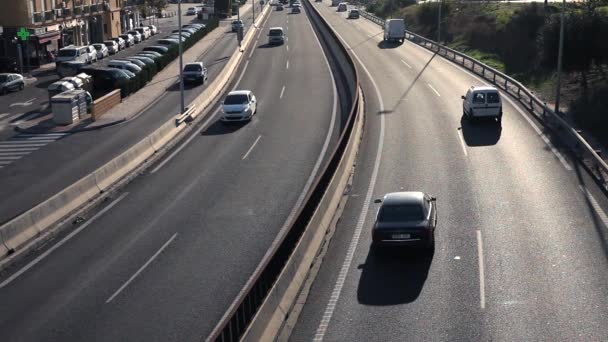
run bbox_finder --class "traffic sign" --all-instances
[17,27,30,41]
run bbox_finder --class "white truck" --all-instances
[383,19,406,43]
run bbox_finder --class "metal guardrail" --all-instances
[359,9,608,184]
[175,105,196,125]
[206,0,360,340]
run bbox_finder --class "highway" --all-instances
[0,5,341,342]
[289,2,608,341]
[0,4,263,224]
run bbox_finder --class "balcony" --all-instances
[44,10,55,22]
[33,12,43,23]
[63,8,72,18]
[83,5,90,14]
[74,6,83,16]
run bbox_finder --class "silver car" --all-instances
[0,73,25,95]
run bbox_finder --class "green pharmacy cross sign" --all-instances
[17,28,30,41]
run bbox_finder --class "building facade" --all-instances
[0,0,142,70]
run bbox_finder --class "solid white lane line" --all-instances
[280,85,286,99]
[313,27,386,342]
[0,160,11,165]
[457,130,468,156]
[286,60,289,69]
[427,83,441,97]
[0,145,45,149]
[401,59,412,68]
[106,233,178,303]
[242,135,262,160]
[232,60,250,91]
[0,192,129,289]
[150,108,221,174]
[17,133,67,137]
[249,42,256,58]
[286,45,289,51]
[0,148,39,152]
[580,186,608,228]
[477,230,486,310]
[0,141,52,145]
[0,113,11,120]
[440,59,573,171]
[0,156,22,160]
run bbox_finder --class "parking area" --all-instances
[0,3,203,140]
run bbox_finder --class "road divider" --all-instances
[0,4,272,265]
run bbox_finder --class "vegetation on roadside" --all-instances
[364,0,608,145]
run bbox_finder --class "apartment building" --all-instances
[0,0,142,69]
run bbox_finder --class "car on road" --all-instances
[148,24,158,35]
[221,90,257,122]
[119,33,136,47]
[84,45,98,63]
[348,9,360,19]
[231,20,244,32]
[337,2,348,11]
[182,62,208,84]
[461,86,503,124]
[186,7,197,15]
[0,73,25,95]
[92,43,109,59]
[128,30,143,43]
[276,4,284,10]
[372,192,437,250]
[112,37,126,50]
[291,4,301,13]
[104,40,120,54]
[157,38,180,46]
[143,45,170,55]
[267,27,285,45]
[384,18,406,43]
[56,60,87,77]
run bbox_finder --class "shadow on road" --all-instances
[459,114,502,146]
[377,40,402,49]
[357,246,433,305]
[201,119,246,136]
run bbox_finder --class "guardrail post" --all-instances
[482,66,486,77]
[492,72,496,83]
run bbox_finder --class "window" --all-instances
[378,205,424,222]
[487,92,500,104]
[224,94,249,105]
[473,92,486,104]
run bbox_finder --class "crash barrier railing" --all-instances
[175,105,197,125]
[359,9,608,185]
[206,0,360,341]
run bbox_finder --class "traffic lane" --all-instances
[0,7,336,342]
[295,2,608,340]
[0,8,256,224]
[290,6,483,340]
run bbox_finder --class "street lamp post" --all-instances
[253,0,256,25]
[554,0,566,114]
[437,0,442,44]
[178,0,185,114]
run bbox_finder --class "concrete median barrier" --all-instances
[149,120,182,152]
[94,139,156,192]
[1,214,38,254]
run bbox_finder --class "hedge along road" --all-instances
[289,1,608,341]
[0,2,263,226]
[0,3,341,342]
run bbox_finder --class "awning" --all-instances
[34,30,61,44]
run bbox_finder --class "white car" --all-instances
[186,7,197,15]
[85,45,98,63]
[182,62,208,83]
[148,25,158,35]
[92,43,109,59]
[461,86,503,123]
[104,40,119,54]
[221,90,257,122]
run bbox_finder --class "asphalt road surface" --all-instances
[289,2,608,341]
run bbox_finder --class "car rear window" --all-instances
[224,94,249,105]
[269,29,283,36]
[472,92,486,104]
[59,49,77,57]
[487,92,500,103]
[184,64,202,71]
[378,204,424,222]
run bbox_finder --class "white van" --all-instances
[461,86,503,123]
[55,46,89,66]
[383,19,406,43]
[337,2,348,11]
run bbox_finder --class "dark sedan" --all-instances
[372,191,437,250]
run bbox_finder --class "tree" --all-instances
[145,0,168,14]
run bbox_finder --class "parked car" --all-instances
[108,60,143,74]
[183,24,204,31]
[157,39,180,47]
[127,31,143,43]
[372,192,437,250]
[81,66,132,91]
[119,33,135,47]
[136,52,162,60]
[276,4,284,10]
[267,27,285,45]
[143,46,169,54]
[55,46,89,66]
[167,34,187,42]
[56,60,87,77]
[104,40,120,54]
[461,86,503,124]
[112,37,126,50]
[92,43,109,59]
[126,56,155,67]
[47,80,75,102]
[221,90,257,122]
[186,7,197,15]
[148,25,158,35]
[0,57,18,73]
[182,62,208,84]
[348,9,359,19]
[231,20,244,32]
[136,27,151,40]
[115,58,146,68]
[172,29,194,37]
[0,73,25,95]
[84,45,98,63]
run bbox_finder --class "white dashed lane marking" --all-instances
[0,133,68,168]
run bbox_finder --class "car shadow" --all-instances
[459,114,502,146]
[166,81,199,92]
[378,40,402,49]
[357,246,433,305]
[258,43,281,49]
[201,119,246,136]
